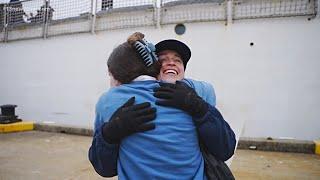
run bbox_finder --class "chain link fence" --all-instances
[95,0,155,31]
[0,3,3,42]
[47,0,92,37]
[161,0,226,24]
[5,0,44,41]
[233,0,318,20]
[0,3,5,42]
[0,31,3,42]
[0,0,318,42]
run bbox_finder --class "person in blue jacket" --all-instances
[89,32,236,178]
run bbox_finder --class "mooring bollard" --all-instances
[0,104,21,124]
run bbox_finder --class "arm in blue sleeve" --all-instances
[88,126,119,177]
[187,80,236,161]
[195,104,236,161]
[88,94,119,177]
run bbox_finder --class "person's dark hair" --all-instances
[107,32,160,84]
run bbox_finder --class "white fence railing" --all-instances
[233,0,317,20]
[0,0,318,42]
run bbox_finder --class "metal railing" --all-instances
[161,0,227,24]
[46,0,92,37]
[0,0,318,42]
[95,0,155,31]
[233,0,318,20]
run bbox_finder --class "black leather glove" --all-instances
[102,97,156,144]
[154,81,208,118]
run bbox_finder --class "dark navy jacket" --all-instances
[89,78,236,177]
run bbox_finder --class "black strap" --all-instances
[198,135,235,180]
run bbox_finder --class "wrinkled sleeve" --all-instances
[190,80,236,161]
[89,128,119,177]
[88,94,119,177]
[195,105,236,161]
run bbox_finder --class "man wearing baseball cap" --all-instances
[154,39,236,162]
[89,38,236,178]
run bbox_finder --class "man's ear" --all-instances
[108,70,121,87]
[107,69,112,76]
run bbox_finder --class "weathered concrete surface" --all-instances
[231,150,320,180]
[238,137,315,154]
[0,131,110,180]
[34,123,318,154]
[0,131,319,180]
[34,123,93,136]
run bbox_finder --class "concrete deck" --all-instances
[1,131,319,180]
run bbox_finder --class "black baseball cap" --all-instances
[155,39,191,69]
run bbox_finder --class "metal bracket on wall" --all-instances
[3,4,8,43]
[155,0,161,29]
[42,0,49,39]
[90,0,97,34]
[226,0,233,26]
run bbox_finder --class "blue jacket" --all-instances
[89,78,235,178]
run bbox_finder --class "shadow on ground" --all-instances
[0,131,319,179]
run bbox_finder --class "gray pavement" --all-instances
[0,131,319,180]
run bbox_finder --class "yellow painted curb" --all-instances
[0,121,34,133]
[315,140,320,155]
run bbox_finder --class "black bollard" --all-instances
[0,104,21,124]
[1,104,17,116]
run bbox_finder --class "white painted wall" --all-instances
[1,15,319,140]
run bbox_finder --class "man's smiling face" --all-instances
[157,50,185,83]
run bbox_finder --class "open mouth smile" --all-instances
[163,69,178,75]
